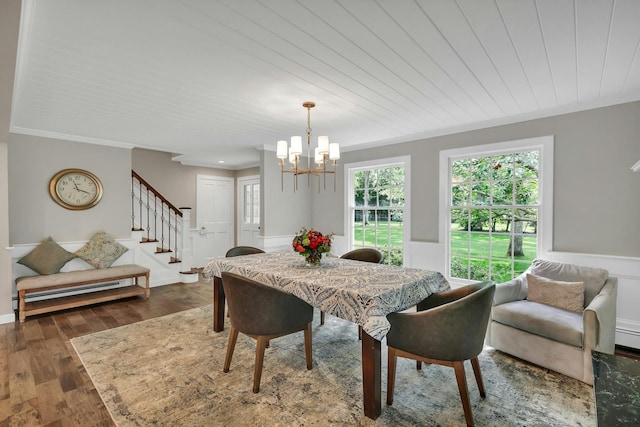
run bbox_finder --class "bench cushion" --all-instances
[492,300,583,348]
[16,264,150,291]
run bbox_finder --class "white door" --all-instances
[237,175,260,247]
[196,175,234,261]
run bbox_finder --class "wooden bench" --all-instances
[16,264,150,322]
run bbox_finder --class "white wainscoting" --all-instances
[403,241,640,349]
[7,236,184,316]
[546,251,640,349]
[258,234,296,253]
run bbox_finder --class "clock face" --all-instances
[49,169,103,210]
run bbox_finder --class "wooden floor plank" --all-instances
[35,379,70,425]
[2,278,213,425]
[3,276,637,425]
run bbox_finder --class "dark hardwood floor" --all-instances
[1,276,639,426]
[0,278,212,426]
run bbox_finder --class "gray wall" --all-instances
[8,134,132,244]
[132,148,258,228]
[294,101,640,258]
[1,0,21,321]
[261,150,312,237]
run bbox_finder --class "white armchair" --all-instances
[486,259,617,385]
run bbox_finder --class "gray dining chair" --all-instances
[221,272,313,393]
[225,246,265,257]
[341,248,385,264]
[386,281,495,427]
[224,246,265,318]
[320,248,384,327]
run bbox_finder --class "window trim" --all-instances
[439,136,554,282]
[344,156,411,264]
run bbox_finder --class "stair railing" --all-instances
[131,171,183,263]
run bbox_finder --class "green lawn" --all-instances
[353,220,536,280]
[450,231,536,281]
[353,221,404,265]
[353,220,403,247]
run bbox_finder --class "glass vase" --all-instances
[305,252,322,267]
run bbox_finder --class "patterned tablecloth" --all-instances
[202,251,450,340]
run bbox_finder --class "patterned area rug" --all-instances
[70,305,594,426]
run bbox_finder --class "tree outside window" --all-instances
[352,166,405,266]
[450,151,539,282]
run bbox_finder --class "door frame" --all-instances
[195,174,235,262]
[236,174,260,247]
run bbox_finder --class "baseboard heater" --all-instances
[12,280,129,310]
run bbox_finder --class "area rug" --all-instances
[70,305,594,426]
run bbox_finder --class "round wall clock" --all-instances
[49,168,103,210]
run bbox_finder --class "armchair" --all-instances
[486,259,617,384]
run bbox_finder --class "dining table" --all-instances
[202,251,450,420]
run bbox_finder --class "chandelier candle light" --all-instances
[276,102,340,192]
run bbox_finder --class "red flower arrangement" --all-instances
[292,227,333,265]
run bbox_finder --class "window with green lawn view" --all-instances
[449,150,539,283]
[351,164,405,266]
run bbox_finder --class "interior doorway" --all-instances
[237,175,260,247]
[196,175,234,262]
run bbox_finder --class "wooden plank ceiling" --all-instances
[9,0,640,168]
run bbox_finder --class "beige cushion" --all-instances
[527,259,608,306]
[17,237,76,275]
[492,300,584,347]
[16,264,150,291]
[526,274,585,312]
[75,231,128,269]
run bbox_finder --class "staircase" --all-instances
[131,171,195,285]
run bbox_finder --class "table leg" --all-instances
[361,331,382,419]
[213,276,226,332]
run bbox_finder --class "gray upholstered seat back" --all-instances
[340,248,384,264]
[221,272,313,336]
[387,281,495,361]
[225,246,265,257]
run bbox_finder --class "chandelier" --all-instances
[276,101,340,192]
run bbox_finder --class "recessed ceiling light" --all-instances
[218,160,225,164]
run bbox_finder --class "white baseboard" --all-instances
[0,312,15,324]
[616,319,640,349]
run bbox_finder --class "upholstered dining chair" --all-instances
[224,246,265,318]
[340,248,385,264]
[225,246,265,257]
[221,272,313,393]
[319,248,384,327]
[386,281,495,427]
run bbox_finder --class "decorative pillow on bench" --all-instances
[17,236,77,275]
[526,273,585,313]
[75,231,128,269]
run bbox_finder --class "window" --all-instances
[347,157,410,266]
[440,136,553,283]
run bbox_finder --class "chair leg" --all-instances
[453,361,474,427]
[253,336,269,393]
[320,310,325,325]
[417,360,422,370]
[223,326,239,373]
[304,322,313,370]
[386,347,397,405]
[470,357,486,398]
[358,325,362,340]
